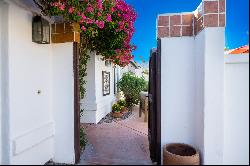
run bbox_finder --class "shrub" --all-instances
[117,100,127,107]
[117,72,147,108]
[112,103,122,113]
[143,81,149,92]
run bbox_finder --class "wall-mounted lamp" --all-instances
[32,16,50,44]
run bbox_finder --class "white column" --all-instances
[52,43,75,164]
[203,27,225,165]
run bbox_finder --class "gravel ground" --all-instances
[98,110,133,124]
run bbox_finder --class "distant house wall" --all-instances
[120,63,138,77]
[80,52,97,123]
[224,54,249,165]
[81,53,116,124]
[95,55,116,123]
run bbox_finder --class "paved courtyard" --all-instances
[79,106,152,165]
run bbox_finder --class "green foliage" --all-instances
[112,103,122,113]
[143,81,149,92]
[117,72,147,108]
[80,127,88,150]
[79,33,90,100]
[79,34,90,150]
[117,100,127,107]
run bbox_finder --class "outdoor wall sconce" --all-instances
[32,16,50,44]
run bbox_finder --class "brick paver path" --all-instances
[79,106,152,165]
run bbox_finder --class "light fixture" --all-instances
[32,16,50,44]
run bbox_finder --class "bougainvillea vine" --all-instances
[36,0,137,67]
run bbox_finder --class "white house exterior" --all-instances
[120,60,141,77]
[0,0,79,164]
[80,53,116,124]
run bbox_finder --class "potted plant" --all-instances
[117,100,128,114]
[112,103,122,118]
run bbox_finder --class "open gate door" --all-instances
[148,39,161,165]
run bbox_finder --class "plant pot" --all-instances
[112,112,123,118]
[163,143,200,165]
[121,107,128,114]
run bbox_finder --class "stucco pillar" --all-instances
[157,0,226,164]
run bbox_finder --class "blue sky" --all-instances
[126,0,249,63]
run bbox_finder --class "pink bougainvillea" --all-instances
[40,0,137,67]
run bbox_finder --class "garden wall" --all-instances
[52,43,75,164]
[160,37,196,148]
[158,0,225,164]
[224,54,249,164]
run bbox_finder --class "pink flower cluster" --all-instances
[47,0,137,66]
[50,2,65,11]
[112,0,137,66]
[114,49,134,67]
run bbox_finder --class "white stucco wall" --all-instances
[81,53,115,124]
[0,1,76,164]
[52,43,75,164]
[81,52,97,123]
[203,28,225,165]
[7,3,54,164]
[0,2,3,164]
[160,27,225,165]
[161,37,196,148]
[223,54,249,165]
[193,30,205,161]
[95,55,115,123]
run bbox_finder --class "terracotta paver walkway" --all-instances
[79,106,152,165]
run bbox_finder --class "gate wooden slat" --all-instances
[148,39,161,165]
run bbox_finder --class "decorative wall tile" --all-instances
[170,26,181,37]
[182,14,193,26]
[219,0,225,13]
[182,26,193,36]
[204,14,218,27]
[219,14,225,27]
[158,16,169,26]
[158,27,169,38]
[157,0,226,38]
[170,15,181,26]
[204,1,219,14]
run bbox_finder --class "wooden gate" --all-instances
[148,39,161,165]
[73,42,81,163]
